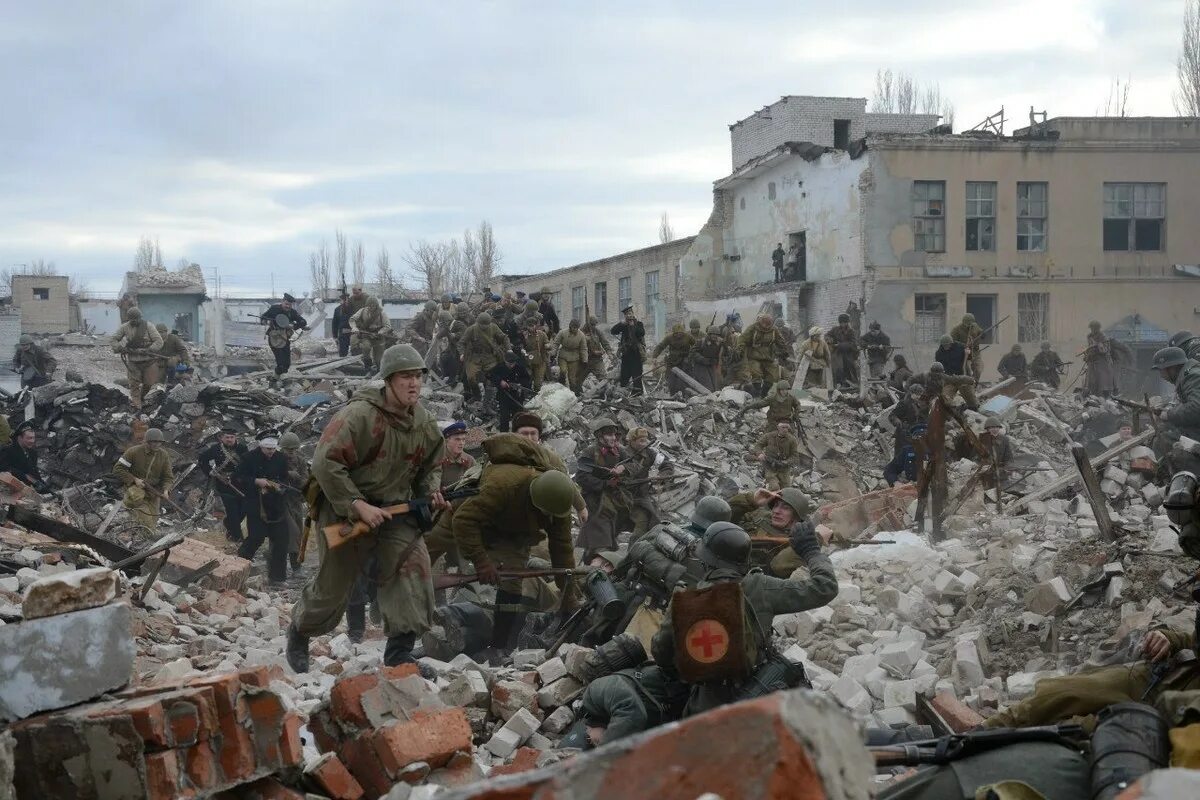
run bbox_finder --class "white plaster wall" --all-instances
[79,301,121,336]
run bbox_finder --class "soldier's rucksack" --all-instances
[669,580,762,684]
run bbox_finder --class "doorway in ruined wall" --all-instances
[174,312,194,341]
[784,231,806,282]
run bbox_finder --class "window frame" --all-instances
[645,270,660,308]
[617,276,632,312]
[1016,182,1048,252]
[571,285,585,322]
[1017,292,1050,343]
[965,181,996,252]
[32,287,50,300]
[594,281,608,322]
[914,292,947,344]
[911,180,946,253]
[1103,182,1165,252]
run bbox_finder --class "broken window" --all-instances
[1017,182,1048,252]
[914,293,946,343]
[618,277,631,312]
[571,286,585,322]
[32,287,49,300]
[1017,293,1049,343]
[1103,183,1165,252]
[911,180,945,252]
[645,270,660,310]
[966,295,997,343]
[965,182,996,252]
[833,119,851,150]
[594,282,607,322]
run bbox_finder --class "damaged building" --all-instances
[679,98,1200,394]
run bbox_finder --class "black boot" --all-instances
[286,624,310,674]
[383,631,417,666]
[347,604,366,644]
[289,552,302,572]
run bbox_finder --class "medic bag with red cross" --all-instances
[670,580,762,683]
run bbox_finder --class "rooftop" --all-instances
[123,264,207,295]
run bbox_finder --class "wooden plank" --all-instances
[1071,442,1116,541]
[1006,428,1155,513]
[2,504,134,567]
[670,366,710,397]
[978,377,1015,401]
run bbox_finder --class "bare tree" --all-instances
[460,228,479,293]
[403,240,451,296]
[351,239,367,287]
[658,212,675,244]
[152,239,163,269]
[0,259,87,299]
[477,220,500,291]
[308,239,332,298]
[335,229,348,289]
[871,68,953,126]
[1178,0,1200,115]
[375,245,402,298]
[134,236,156,272]
[1098,77,1132,116]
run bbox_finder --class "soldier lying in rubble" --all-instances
[651,520,837,716]
[578,638,689,747]
[984,624,1200,730]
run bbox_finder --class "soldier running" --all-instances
[755,421,801,491]
[259,294,307,377]
[113,427,173,530]
[235,436,293,587]
[111,306,163,410]
[12,334,56,389]
[199,427,249,543]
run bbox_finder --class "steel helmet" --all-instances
[939,334,953,346]
[809,326,822,337]
[438,311,452,324]
[930,362,945,373]
[525,300,539,313]
[379,344,428,378]
[529,470,575,517]
[279,432,301,450]
[275,313,293,329]
[424,300,437,313]
[144,427,165,442]
[18,334,32,345]
[773,488,812,518]
[1089,320,1102,330]
[1170,331,1196,349]
[838,314,850,324]
[1151,347,1188,371]
[774,379,790,391]
[690,495,732,533]
[155,323,168,334]
[127,307,143,320]
[962,313,976,324]
[697,522,751,572]
[477,312,492,325]
[591,417,619,435]
[984,417,1004,430]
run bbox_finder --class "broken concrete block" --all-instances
[1105,576,1127,606]
[875,588,913,617]
[536,657,568,686]
[558,644,593,681]
[1024,577,1072,615]
[490,679,539,723]
[540,706,574,735]
[1150,529,1183,554]
[439,670,490,709]
[20,567,119,620]
[840,653,880,684]
[932,570,965,597]
[952,639,985,692]
[486,708,539,758]
[537,677,584,710]
[511,649,546,669]
[830,582,861,606]
[830,676,873,716]
[875,706,918,729]
[878,640,923,678]
[0,603,135,721]
[1142,484,1164,507]
[1103,465,1128,485]
[881,680,917,711]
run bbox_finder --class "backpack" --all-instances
[669,580,762,683]
[481,433,561,473]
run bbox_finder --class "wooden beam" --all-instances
[670,366,710,397]
[1071,442,1116,540]
[1006,428,1155,513]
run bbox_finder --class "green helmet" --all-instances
[127,307,143,320]
[690,495,732,533]
[984,417,1004,430]
[275,313,292,329]
[18,334,33,345]
[774,380,790,392]
[477,312,492,326]
[424,301,437,313]
[1152,346,1188,371]
[530,470,575,517]
[594,550,626,570]
[155,323,168,334]
[144,427,165,443]
[773,488,812,519]
[525,300,539,313]
[438,311,452,324]
[379,344,427,378]
[962,313,975,324]
[279,432,301,450]
[689,319,701,330]
[697,522,751,573]
[930,362,945,373]
[591,417,619,435]
[939,334,952,346]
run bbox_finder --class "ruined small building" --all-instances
[121,264,207,341]
[10,275,70,335]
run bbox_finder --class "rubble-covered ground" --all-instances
[0,335,1193,799]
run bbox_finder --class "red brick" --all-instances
[183,740,221,792]
[244,689,289,767]
[928,691,985,733]
[90,695,169,748]
[329,664,419,730]
[145,750,187,800]
[228,777,306,799]
[372,708,473,776]
[238,665,272,688]
[489,746,540,777]
[305,752,366,800]
[339,735,393,800]
[309,705,342,753]
[279,712,304,767]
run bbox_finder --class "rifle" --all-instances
[210,472,245,497]
[322,486,480,549]
[433,567,591,591]
[869,724,1084,768]
[137,480,188,516]
[971,315,1010,353]
[260,479,304,496]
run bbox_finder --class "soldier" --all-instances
[884,386,925,486]
[935,334,968,376]
[738,314,785,396]
[332,293,353,357]
[772,317,795,372]
[610,306,646,394]
[575,418,634,556]
[287,344,448,673]
[727,486,815,577]
[888,354,914,393]
[199,428,249,543]
[755,421,801,491]
[1084,320,1118,397]
[113,427,173,530]
[583,316,613,384]
[743,380,802,428]
[439,421,476,487]
[409,300,439,347]
[795,326,831,389]
[280,431,309,573]
[551,318,589,395]
[111,306,163,410]
[1030,342,1066,388]
[651,520,837,715]
[488,350,532,432]
[0,424,44,492]
[978,417,1014,488]
[925,362,980,411]
[651,322,695,396]
[1150,346,1200,476]
[997,344,1028,381]
[526,317,551,392]
[259,294,307,377]
[452,460,577,663]
[1169,330,1200,362]
[432,310,463,385]
[771,242,785,283]
[623,426,667,541]
[580,662,688,746]
[688,318,703,339]
[537,287,561,335]
[12,334,56,389]
[348,286,368,315]
[719,312,745,387]
[510,411,588,523]
[420,420,480,575]
[234,436,292,586]
[117,292,135,324]
[825,314,860,389]
[155,323,190,384]
[950,313,984,379]
[460,312,509,403]
[350,296,394,374]
[689,325,726,392]
[859,322,891,380]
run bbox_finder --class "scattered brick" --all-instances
[304,752,365,800]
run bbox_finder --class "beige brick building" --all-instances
[10,275,70,334]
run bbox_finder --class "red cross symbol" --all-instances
[685,619,729,664]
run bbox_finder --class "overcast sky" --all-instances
[0,1,1188,297]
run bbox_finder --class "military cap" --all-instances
[512,411,544,433]
[442,421,468,437]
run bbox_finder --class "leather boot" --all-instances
[384,631,417,666]
[347,604,366,644]
[285,624,310,674]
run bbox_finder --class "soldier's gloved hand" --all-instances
[789,519,821,560]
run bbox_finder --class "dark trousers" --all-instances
[619,352,643,394]
[239,514,289,582]
[337,333,351,357]
[348,557,379,610]
[271,345,291,375]
[218,491,244,541]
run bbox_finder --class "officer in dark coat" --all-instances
[199,428,249,542]
[331,294,353,357]
[0,424,44,491]
[259,294,308,375]
[610,306,646,395]
[487,350,532,432]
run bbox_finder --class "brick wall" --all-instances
[11,275,69,334]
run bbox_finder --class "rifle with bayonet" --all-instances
[869,724,1085,768]
[433,567,592,591]
[321,486,480,549]
[970,315,1011,355]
